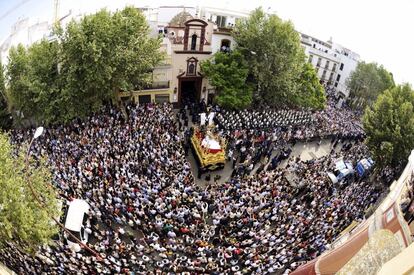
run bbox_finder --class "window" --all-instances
[191,34,197,51]
[308,55,313,64]
[336,74,341,81]
[155,94,170,103]
[316,57,322,67]
[340,63,344,70]
[220,39,231,53]
[322,70,327,80]
[216,15,227,28]
[332,63,337,72]
[138,95,151,104]
[334,82,338,87]
[329,72,334,82]
[325,60,330,69]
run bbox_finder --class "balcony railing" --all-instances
[142,81,170,90]
[214,27,233,33]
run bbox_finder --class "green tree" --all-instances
[295,63,326,110]
[0,59,12,129]
[201,50,252,109]
[233,8,308,107]
[7,7,162,124]
[363,84,414,168]
[0,59,4,92]
[0,132,60,253]
[6,44,31,122]
[58,7,163,120]
[347,62,394,110]
[27,40,61,124]
[7,41,60,125]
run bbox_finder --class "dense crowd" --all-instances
[215,100,364,142]
[0,101,382,274]
[215,109,313,130]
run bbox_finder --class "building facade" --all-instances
[1,4,361,104]
[125,8,361,105]
[300,33,360,97]
[118,9,213,106]
[118,6,249,106]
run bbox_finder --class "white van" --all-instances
[327,158,354,184]
[64,199,90,248]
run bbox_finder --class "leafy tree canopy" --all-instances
[0,59,12,129]
[0,59,4,92]
[58,7,163,120]
[363,84,414,168]
[233,8,323,109]
[7,41,61,124]
[295,63,326,110]
[0,132,60,253]
[347,62,394,110]
[201,50,252,109]
[6,7,162,124]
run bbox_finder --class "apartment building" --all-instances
[300,33,360,97]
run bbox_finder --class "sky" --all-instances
[0,0,413,86]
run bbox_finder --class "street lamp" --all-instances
[23,126,104,261]
[26,126,45,166]
[33,126,44,139]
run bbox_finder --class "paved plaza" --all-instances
[187,138,340,186]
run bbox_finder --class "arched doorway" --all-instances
[178,76,202,106]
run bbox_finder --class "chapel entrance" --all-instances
[178,77,202,106]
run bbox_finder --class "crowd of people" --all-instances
[214,100,364,142]
[0,100,383,274]
[215,109,313,130]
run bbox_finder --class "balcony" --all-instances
[213,27,233,34]
[142,81,170,90]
